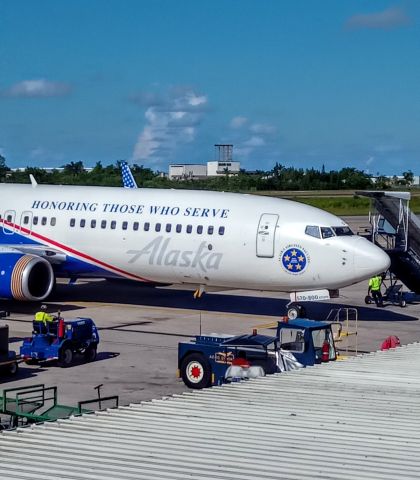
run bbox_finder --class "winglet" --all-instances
[29,174,38,187]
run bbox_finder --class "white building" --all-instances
[370,175,419,186]
[207,160,241,176]
[168,164,207,180]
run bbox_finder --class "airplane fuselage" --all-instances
[0,184,390,300]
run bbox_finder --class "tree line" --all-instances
[0,155,415,192]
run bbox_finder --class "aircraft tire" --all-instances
[287,304,306,320]
[181,353,212,389]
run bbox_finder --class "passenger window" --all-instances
[41,217,47,226]
[144,222,150,232]
[305,226,320,239]
[197,225,203,234]
[33,217,38,225]
[208,226,214,235]
[133,222,139,231]
[50,218,56,226]
[122,221,128,230]
[176,224,182,233]
[23,216,30,225]
[101,220,107,229]
[166,224,171,233]
[70,218,75,227]
[155,223,161,232]
[91,220,96,228]
[321,227,334,239]
[186,225,192,234]
[80,219,86,228]
[111,221,116,230]
[6,215,13,222]
[218,226,225,235]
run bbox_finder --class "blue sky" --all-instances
[0,1,419,175]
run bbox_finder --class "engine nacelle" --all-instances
[0,252,55,301]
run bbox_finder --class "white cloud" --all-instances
[234,136,267,160]
[244,136,265,147]
[366,155,375,166]
[373,144,402,153]
[186,92,207,106]
[230,116,248,129]
[130,88,208,164]
[30,147,46,159]
[250,123,276,134]
[345,7,411,30]
[2,79,72,98]
[27,147,64,164]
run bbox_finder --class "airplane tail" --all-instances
[121,161,138,189]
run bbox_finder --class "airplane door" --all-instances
[256,213,278,257]
[3,210,16,235]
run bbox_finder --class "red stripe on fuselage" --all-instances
[0,219,152,282]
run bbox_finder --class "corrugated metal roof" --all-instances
[1,343,420,479]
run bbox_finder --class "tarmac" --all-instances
[0,215,419,408]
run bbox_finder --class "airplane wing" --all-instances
[120,161,138,188]
[0,244,67,264]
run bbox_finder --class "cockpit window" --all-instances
[321,227,335,239]
[332,226,354,236]
[305,226,320,238]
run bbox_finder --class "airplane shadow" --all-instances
[48,281,419,323]
[1,280,417,324]
[305,301,419,322]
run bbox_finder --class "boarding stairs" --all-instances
[325,307,358,357]
[356,191,420,294]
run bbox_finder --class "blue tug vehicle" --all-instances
[20,317,99,367]
[178,319,337,389]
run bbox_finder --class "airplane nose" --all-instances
[354,237,391,277]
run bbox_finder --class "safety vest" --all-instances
[34,312,54,323]
[369,276,381,291]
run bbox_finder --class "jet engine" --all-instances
[0,252,55,301]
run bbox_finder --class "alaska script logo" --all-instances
[127,236,223,272]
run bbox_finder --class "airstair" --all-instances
[325,307,358,357]
[357,191,420,294]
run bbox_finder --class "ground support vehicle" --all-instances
[178,319,337,389]
[0,384,118,429]
[0,325,20,376]
[20,317,99,367]
[364,275,418,308]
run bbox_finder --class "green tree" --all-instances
[403,170,414,186]
[63,161,84,177]
[0,154,10,181]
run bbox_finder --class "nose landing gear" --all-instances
[287,303,307,320]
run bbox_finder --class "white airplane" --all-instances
[0,183,390,317]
